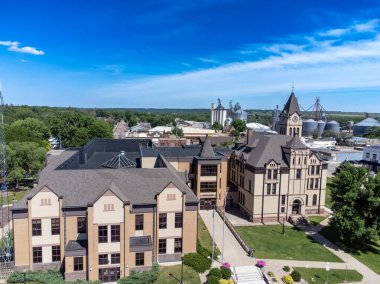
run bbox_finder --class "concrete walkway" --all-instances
[199,210,380,284]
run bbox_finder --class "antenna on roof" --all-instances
[291,82,295,93]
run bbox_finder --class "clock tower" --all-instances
[279,90,303,137]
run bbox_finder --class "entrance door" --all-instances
[291,200,301,215]
[99,267,120,283]
[200,198,216,210]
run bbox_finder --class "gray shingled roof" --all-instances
[281,92,301,116]
[101,152,137,168]
[13,149,198,211]
[235,133,307,168]
[199,137,216,158]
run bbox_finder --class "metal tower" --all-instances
[0,84,12,263]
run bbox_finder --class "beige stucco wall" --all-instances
[141,157,157,168]
[30,190,59,218]
[93,191,124,224]
[158,186,182,212]
[13,218,30,266]
[183,210,197,254]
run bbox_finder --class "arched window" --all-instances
[289,128,293,136]
[312,194,317,206]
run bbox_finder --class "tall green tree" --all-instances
[212,121,223,131]
[231,119,247,132]
[330,162,380,247]
[171,126,184,138]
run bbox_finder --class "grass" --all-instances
[307,215,326,225]
[325,177,333,209]
[198,214,221,257]
[235,225,342,262]
[319,225,380,274]
[0,189,30,205]
[154,265,200,284]
[294,267,363,284]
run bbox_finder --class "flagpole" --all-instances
[222,196,226,263]
[211,205,215,264]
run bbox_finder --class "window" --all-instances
[174,238,182,253]
[104,204,115,211]
[366,152,370,158]
[98,226,108,243]
[32,219,42,236]
[249,180,252,193]
[135,214,144,231]
[159,213,167,229]
[267,170,272,180]
[316,165,320,175]
[201,165,217,176]
[311,166,315,175]
[373,154,377,160]
[312,194,318,206]
[304,157,307,165]
[315,178,319,189]
[111,253,120,264]
[306,195,308,206]
[200,182,217,193]
[99,254,108,265]
[292,158,295,165]
[310,178,314,189]
[52,245,60,262]
[296,169,301,179]
[74,257,83,271]
[158,239,167,254]
[167,194,176,200]
[273,170,278,180]
[40,198,51,206]
[266,184,270,195]
[51,218,60,235]
[281,206,285,213]
[77,217,86,234]
[175,213,183,228]
[111,225,120,242]
[272,183,277,195]
[281,195,286,205]
[298,157,301,165]
[135,252,144,266]
[33,247,42,263]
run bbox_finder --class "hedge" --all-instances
[118,263,160,284]
[220,267,231,279]
[183,252,211,273]
[290,270,301,282]
[7,270,100,284]
[206,275,220,284]
[208,268,222,279]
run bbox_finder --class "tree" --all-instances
[231,119,247,132]
[8,167,26,188]
[171,126,184,138]
[212,121,223,131]
[330,162,380,247]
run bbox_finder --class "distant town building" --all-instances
[361,145,380,173]
[353,117,380,137]
[210,98,247,126]
[278,91,303,137]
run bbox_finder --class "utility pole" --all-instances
[211,205,215,264]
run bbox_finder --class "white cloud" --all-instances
[318,28,349,37]
[0,40,44,55]
[197,57,219,64]
[319,19,379,38]
[353,19,379,32]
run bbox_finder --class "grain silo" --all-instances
[316,120,326,137]
[302,119,318,136]
[325,120,340,135]
[353,117,380,136]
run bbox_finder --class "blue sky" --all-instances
[1,0,380,111]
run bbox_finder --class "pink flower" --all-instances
[256,260,266,268]
[222,262,231,269]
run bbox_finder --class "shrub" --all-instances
[197,239,212,258]
[272,278,278,282]
[268,271,275,277]
[208,268,222,279]
[183,252,211,273]
[283,266,291,272]
[7,270,101,284]
[219,279,234,284]
[206,275,220,284]
[290,270,301,282]
[281,274,293,284]
[118,263,160,284]
[220,267,232,279]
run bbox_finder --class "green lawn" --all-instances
[0,189,30,205]
[307,215,326,225]
[325,177,333,209]
[319,225,380,274]
[154,265,200,284]
[235,225,342,262]
[294,267,363,284]
[198,214,221,258]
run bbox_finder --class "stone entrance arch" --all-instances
[291,199,301,215]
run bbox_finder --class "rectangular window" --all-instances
[174,238,182,253]
[135,252,144,266]
[52,245,60,262]
[111,225,120,242]
[311,166,315,175]
[77,217,86,234]
[273,170,278,180]
[281,195,286,205]
[32,219,42,236]
[158,239,167,254]
[99,254,108,265]
[310,178,314,189]
[98,226,108,243]
[201,165,218,176]
[296,169,301,179]
[135,214,144,231]
[200,182,217,193]
[366,152,370,158]
[175,213,183,228]
[315,178,319,189]
[373,154,377,160]
[267,170,272,180]
[281,206,285,213]
[33,247,42,263]
[272,183,277,195]
[266,184,270,195]
[51,218,60,235]
[111,253,120,264]
[316,165,320,175]
[74,257,83,271]
[159,213,167,229]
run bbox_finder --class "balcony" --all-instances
[130,236,152,252]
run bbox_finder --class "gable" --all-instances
[30,186,60,218]
[158,184,183,212]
